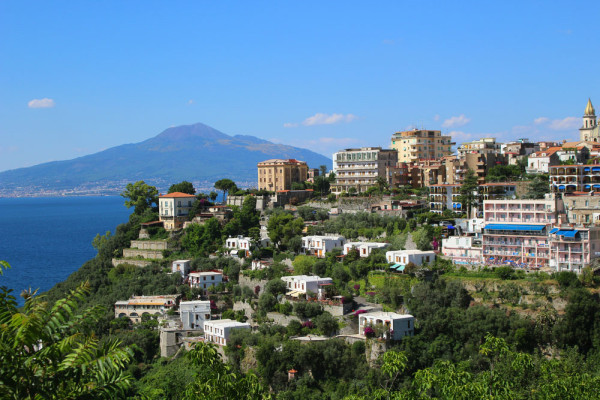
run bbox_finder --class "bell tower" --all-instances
[580,98,597,141]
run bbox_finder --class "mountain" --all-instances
[0,123,332,195]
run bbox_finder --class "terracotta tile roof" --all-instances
[159,192,197,198]
[532,147,561,157]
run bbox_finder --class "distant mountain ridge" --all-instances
[0,123,332,194]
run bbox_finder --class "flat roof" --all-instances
[360,312,414,319]
[205,319,250,328]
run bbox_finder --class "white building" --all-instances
[301,235,346,258]
[204,319,251,346]
[172,260,191,277]
[251,259,271,270]
[281,275,333,299]
[159,192,197,230]
[358,312,414,341]
[225,236,253,257]
[189,270,223,293]
[180,300,211,330]
[343,242,390,258]
[331,147,398,195]
[385,250,435,271]
[441,236,483,265]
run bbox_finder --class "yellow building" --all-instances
[257,159,308,191]
[391,129,454,163]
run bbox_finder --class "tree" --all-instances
[313,176,331,197]
[214,179,238,204]
[168,180,196,195]
[525,174,550,199]
[375,176,389,192]
[267,212,304,249]
[0,262,133,399]
[319,165,328,177]
[121,180,159,215]
[183,342,268,399]
[459,169,479,218]
[209,191,218,202]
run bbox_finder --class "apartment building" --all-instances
[480,182,528,200]
[114,295,180,323]
[300,235,346,258]
[159,192,197,230]
[171,260,191,277]
[482,199,558,268]
[225,235,253,257]
[527,147,560,174]
[429,184,462,214]
[204,319,251,346]
[562,193,600,225]
[390,129,453,163]
[331,147,397,194]
[458,138,502,157]
[257,159,308,192]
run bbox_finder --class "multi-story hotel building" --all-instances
[257,159,308,192]
[390,129,454,163]
[482,199,559,268]
[331,147,397,194]
[549,164,600,194]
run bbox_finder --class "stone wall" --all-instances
[122,248,164,259]
[238,275,269,294]
[323,302,353,316]
[267,312,301,327]
[130,240,171,250]
[233,301,255,322]
[112,258,153,268]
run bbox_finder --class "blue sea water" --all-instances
[0,196,131,304]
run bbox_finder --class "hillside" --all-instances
[0,123,332,195]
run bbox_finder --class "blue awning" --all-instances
[585,185,591,189]
[396,265,406,272]
[447,225,455,229]
[484,224,545,231]
[456,204,461,209]
[390,263,402,269]
[556,230,578,237]
[594,185,600,189]
[549,228,559,234]
[584,167,591,173]
[593,167,600,173]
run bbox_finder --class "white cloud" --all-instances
[442,114,470,128]
[532,116,579,131]
[302,113,358,126]
[448,131,474,143]
[283,122,298,128]
[188,99,194,105]
[28,98,55,108]
[548,116,579,131]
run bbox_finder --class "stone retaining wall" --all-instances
[123,248,163,259]
[130,240,171,250]
[112,258,153,268]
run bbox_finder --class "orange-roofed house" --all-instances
[159,192,197,230]
[527,147,560,173]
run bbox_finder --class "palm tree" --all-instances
[0,261,133,399]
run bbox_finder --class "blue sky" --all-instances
[1,1,598,172]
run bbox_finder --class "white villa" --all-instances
[204,319,251,346]
[188,270,223,293]
[301,235,346,258]
[359,312,415,341]
[281,275,333,299]
[180,300,211,330]
[385,250,436,271]
[343,242,390,258]
[226,236,253,257]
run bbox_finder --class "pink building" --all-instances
[441,236,482,265]
[549,227,600,273]
[482,199,559,268]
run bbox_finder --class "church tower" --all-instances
[580,98,597,141]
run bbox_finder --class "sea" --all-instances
[0,196,132,305]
